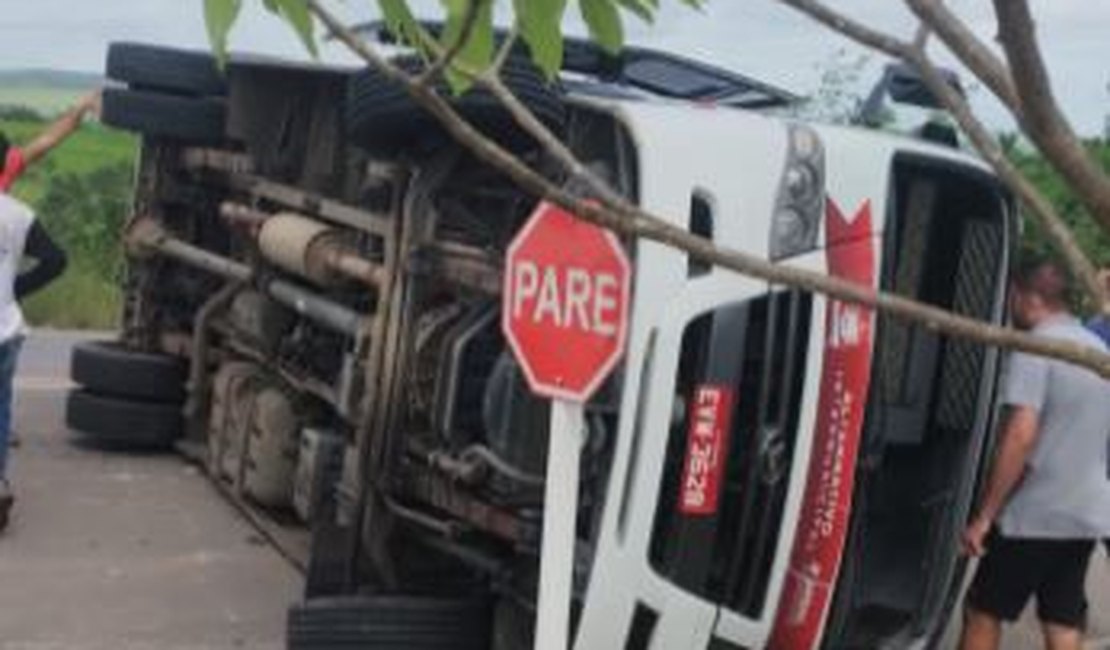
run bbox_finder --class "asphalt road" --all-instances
[0,331,300,650]
[2,331,1110,649]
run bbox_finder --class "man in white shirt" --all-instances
[0,194,66,531]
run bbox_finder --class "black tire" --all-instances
[106,42,226,97]
[346,55,566,155]
[288,595,492,650]
[102,88,227,143]
[70,341,187,402]
[65,389,182,448]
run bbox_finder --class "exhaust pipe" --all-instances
[127,219,367,337]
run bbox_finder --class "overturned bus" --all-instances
[67,35,1011,649]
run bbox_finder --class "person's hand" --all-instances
[962,515,992,557]
[79,90,102,121]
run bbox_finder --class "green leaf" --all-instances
[580,0,624,54]
[203,0,242,67]
[614,0,653,24]
[513,0,568,79]
[440,0,496,94]
[273,0,317,57]
[379,0,427,49]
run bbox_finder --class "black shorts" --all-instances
[966,533,1094,629]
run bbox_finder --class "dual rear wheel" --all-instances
[65,341,185,449]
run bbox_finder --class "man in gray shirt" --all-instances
[959,259,1110,650]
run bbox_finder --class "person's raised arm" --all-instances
[20,91,101,167]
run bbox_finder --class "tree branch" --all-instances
[912,22,930,52]
[307,0,1110,378]
[491,26,519,74]
[903,44,1105,310]
[774,0,1106,311]
[992,0,1110,238]
[777,0,916,56]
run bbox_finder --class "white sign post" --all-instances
[535,400,586,650]
[501,201,631,650]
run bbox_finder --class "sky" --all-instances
[0,1,1106,135]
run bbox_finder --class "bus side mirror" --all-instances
[856,63,965,128]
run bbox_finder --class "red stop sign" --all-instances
[502,201,632,402]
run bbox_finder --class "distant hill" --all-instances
[0,69,103,90]
[0,69,103,116]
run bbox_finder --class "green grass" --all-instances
[22,261,123,330]
[1,119,137,330]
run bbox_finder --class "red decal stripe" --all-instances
[769,199,876,649]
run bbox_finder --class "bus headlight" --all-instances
[770,125,826,260]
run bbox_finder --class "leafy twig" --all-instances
[491,25,520,74]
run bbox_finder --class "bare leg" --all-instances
[1042,622,1082,650]
[959,607,1002,650]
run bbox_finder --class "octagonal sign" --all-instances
[502,201,632,403]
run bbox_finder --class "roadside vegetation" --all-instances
[1012,140,1110,267]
